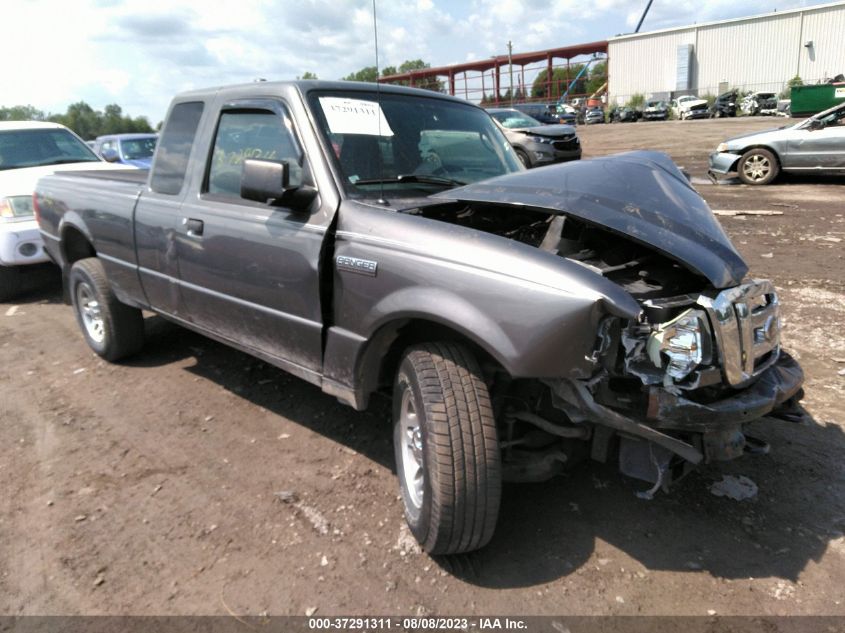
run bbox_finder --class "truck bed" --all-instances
[48,167,149,184]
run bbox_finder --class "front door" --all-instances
[175,99,327,383]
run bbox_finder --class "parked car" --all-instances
[642,100,669,121]
[36,81,803,555]
[741,92,778,116]
[487,108,581,167]
[583,107,606,124]
[672,95,709,120]
[611,106,641,123]
[708,101,845,184]
[93,133,158,168]
[512,102,575,125]
[710,90,738,118]
[0,121,125,300]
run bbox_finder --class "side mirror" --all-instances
[808,119,823,131]
[101,148,120,163]
[240,159,314,209]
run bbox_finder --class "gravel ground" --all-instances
[1,116,844,617]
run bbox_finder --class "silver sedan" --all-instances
[708,102,845,185]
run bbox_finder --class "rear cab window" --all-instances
[150,101,205,195]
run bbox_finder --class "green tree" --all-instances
[585,61,607,96]
[298,71,318,80]
[395,59,444,92]
[343,66,379,82]
[625,93,645,109]
[344,60,444,92]
[532,65,586,100]
[780,75,803,99]
[0,105,46,121]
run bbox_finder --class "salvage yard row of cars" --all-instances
[1,81,842,555]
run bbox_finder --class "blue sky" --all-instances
[3,0,837,123]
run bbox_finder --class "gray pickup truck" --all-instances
[35,81,804,555]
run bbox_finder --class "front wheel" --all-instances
[515,148,531,168]
[70,257,145,361]
[738,148,779,185]
[393,342,501,555]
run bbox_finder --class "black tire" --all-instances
[69,257,144,361]
[737,148,779,185]
[393,342,501,555]
[0,265,22,302]
[514,148,531,168]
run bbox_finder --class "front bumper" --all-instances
[646,352,804,431]
[0,220,49,266]
[708,151,741,176]
[685,110,711,120]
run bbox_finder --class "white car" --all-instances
[671,95,710,120]
[0,121,129,300]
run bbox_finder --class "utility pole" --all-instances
[508,40,514,105]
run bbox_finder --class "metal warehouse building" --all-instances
[608,1,845,105]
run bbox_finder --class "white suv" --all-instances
[0,121,128,300]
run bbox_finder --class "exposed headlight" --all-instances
[532,136,554,144]
[647,309,711,382]
[716,142,729,153]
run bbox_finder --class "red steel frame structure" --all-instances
[379,40,608,105]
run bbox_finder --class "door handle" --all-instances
[183,218,204,237]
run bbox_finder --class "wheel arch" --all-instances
[60,222,96,268]
[354,315,510,411]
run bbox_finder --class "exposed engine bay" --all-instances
[401,187,804,493]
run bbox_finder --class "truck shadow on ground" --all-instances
[132,316,845,589]
[2,264,63,305]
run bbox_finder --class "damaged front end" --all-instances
[427,151,804,492]
[546,280,803,493]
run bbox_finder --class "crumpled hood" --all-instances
[433,151,749,289]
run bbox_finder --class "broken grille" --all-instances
[697,280,781,387]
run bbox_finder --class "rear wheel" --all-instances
[738,148,779,185]
[0,265,22,302]
[70,257,144,361]
[393,342,501,555]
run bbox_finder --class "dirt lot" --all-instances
[2,117,844,617]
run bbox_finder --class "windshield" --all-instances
[119,136,157,160]
[489,110,541,129]
[310,91,520,198]
[800,103,845,129]
[0,128,100,171]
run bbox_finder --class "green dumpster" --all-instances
[791,83,845,117]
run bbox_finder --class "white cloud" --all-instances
[1,0,835,121]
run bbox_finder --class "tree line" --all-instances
[0,102,154,140]
[300,59,444,92]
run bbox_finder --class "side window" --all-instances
[206,109,300,198]
[150,101,204,195]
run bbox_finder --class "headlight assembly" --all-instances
[716,142,729,153]
[646,309,712,382]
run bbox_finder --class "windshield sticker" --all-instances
[319,97,394,137]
